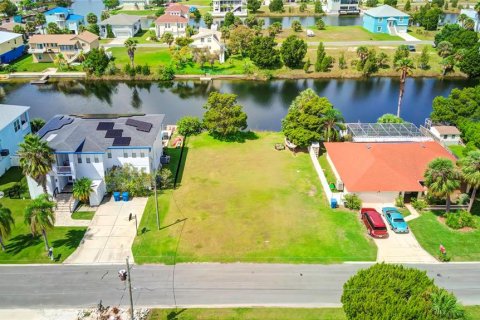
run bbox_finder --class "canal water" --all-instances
[0,78,476,131]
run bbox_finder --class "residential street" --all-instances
[1,263,479,309]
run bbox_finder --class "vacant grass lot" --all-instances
[133,132,376,264]
[409,208,480,261]
[7,55,56,72]
[279,26,403,42]
[407,26,438,41]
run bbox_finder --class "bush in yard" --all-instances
[158,64,175,81]
[141,64,151,76]
[280,35,307,69]
[247,35,282,69]
[105,164,152,197]
[344,193,362,210]
[445,211,476,230]
[269,0,284,12]
[395,195,404,207]
[291,20,302,32]
[342,264,465,320]
[316,18,325,30]
[411,197,428,211]
[72,177,93,204]
[158,167,173,189]
[177,116,203,136]
[202,92,248,138]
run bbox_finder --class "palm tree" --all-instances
[73,177,93,204]
[29,118,45,134]
[24,194,55,251]
[0,204,14,251]
[34,12,46,33]
[431,288,465,319]
[441,56,455,77]
[53,53,67,69]
[424,158,460,213]
[459,150,480,213]
[18,134,55,195]
[77,50,86,63]
[124,38,138,68]
[356,46,369,64]
[395,58,414,118]
[437,41,453,58]
[322,109,345,142]
[464,18,475,30]
[458,13,468,27]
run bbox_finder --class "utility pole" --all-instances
[154,175,159,230]
[126,257,134,320]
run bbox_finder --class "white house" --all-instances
[430,126,462,146]
[155,4,190,38]
[459,9,480,32]
[212,0,247,18]
[190,28,226,63]
[326,0,360,14]
[99,14,142,38]
[28,114,165,206]
[0,104,31,177]
[120,0,150,10]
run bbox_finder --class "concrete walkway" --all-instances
[64,197,148,264]
[404,203,421,222]
[368,204,437,263]
[397,32,421,42]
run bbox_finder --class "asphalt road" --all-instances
[1,263,479,309]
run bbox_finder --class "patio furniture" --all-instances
[275,143,285,151]
[113,192,121,202]
[122,192,129,202]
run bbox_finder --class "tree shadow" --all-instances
[51,229,86,250]
[166,146,188,188]
[5,234,42,255]
[167,308,187,320]
[209,131,259,143]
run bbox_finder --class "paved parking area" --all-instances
[64,197,148,264]
[365,204,438,264]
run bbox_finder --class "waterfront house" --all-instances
[44,7,84,35]
[324,141,455,204]
[326,0,360,15]
[459,9,479,32]
[155,4,190,38]
[28,31,99,63]
[0,31,25,64]
[27,114,165,205]
[363,5,409,35]
[190,28,225,63]
[0,104,31,177]
[430,126,462,146]
[99,14,142,38]
[212,0,247,18]
[120,0,150,10]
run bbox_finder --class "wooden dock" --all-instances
[30,74,49,84]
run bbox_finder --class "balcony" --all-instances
[28,48,46,54]
[53,165,72,175]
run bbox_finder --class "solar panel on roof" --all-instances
[112,137,131,146]
[125,118,142,127]
[105,129,123,138]
[125,118,152,132]
[37,116,74,138]
[97,122,114,131]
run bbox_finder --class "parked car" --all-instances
[382,207,409,233]
[408,45,416,52]
[361,208,388,238]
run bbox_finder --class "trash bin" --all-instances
[113,192,121,202]
[331,198,337,209]
[122,192,129,202]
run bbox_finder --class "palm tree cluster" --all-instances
[72,177,93,204]
[424,150,480,213]
[25,194,56,251]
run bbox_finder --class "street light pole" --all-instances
[126,257,134,320]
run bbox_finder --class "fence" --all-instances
[308,146,343,205]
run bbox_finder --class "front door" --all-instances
[388,21,394,27]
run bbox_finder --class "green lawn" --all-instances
[112,9,157,16]
[0,167,29,199]
[407,26,438,41]
[148,308,347,320]
[109,47,248,75]
[8,55,56,72]
[177,0,212,5]
[71,211,95,220]
[132,132,376,264]
[449,145,467,159]
[318,151,338,192]
[409,209,480,261]
[300,26,403,42]
[398,207,411,218]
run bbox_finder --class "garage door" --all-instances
[357,192,398,205]
[115,31,131,38]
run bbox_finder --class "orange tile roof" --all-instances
[324,142,456,192]
[155,14,188,24]
[166,3,189,14]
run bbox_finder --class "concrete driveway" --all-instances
[365,204,438,264]
[64,197,148,264]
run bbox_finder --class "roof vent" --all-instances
[366,144,371,149]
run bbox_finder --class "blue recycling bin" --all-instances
[122,192,129,202]
[113,192,121,202]
[330,198,338,209]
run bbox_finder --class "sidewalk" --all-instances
[64,197,148,264]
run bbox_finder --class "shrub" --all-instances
[158,64,175,81]
[291,20,302,32]
[456,193,469,205]
[141,64,151,76]
[177,116,203,136]
[316,19,325,30]
[158,167,173,189]
[395,195,404,207]
[342,263,464,319]
[105,164,152,197]
[344,194,362,210]
[445,211,476,229]
[411,197,428,211]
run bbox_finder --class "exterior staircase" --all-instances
[54,193,89,227]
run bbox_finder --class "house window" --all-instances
[13,119,20,132]
[166,23,170,28]
[94,156,99,163]
[444,135,448,139]
[107,151,112,159]
[378,17,383,22]
[77,155,82,163]
[124,152,128,158]
[207,37,211,42]
[132,152,137,158]
[86,156,91,163]
[399,17,403,22]
[140,152,145,157]
[451,135,456,139]
[377,26,382,32]
[201,38,204,43]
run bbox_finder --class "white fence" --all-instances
[308,146,343,206]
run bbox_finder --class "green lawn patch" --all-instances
[300,26,403,42]
[0,197,86,263]
[409,209,480,261]
[112,9,157,16]
[133,132,376,264]
[71,211,95,220]
[177,0,212,5]
[407,26,438,41]
[148,308,347,320]
[466,305,480,319]
[8,54,56,72]
[0,167,29,198]
[398,207,411,218]
[448,145,467,159]
[318,151,338,191]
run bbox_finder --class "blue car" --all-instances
[381,207,409,233]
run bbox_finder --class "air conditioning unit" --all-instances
[0,149,9,157]
[336,180,344,191]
